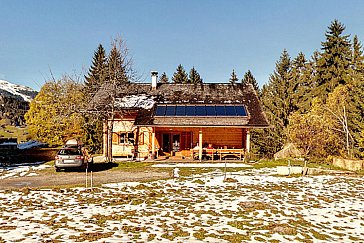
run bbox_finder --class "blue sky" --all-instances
[1,0,364,90]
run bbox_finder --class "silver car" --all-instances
[54,146,91,172]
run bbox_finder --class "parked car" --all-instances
[54,145,92,172]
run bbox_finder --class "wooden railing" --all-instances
[190,148,245,161]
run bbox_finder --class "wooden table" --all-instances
[190,148,245,161]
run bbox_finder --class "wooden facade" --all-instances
[104,117,251,160]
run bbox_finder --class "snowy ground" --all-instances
[0,162,51,180]
[0,168,363,242]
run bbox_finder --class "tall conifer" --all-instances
[229,69,238,85]
[172,64,188,83]
[159,72,169,84]
[254,50,292,156]
[352,35,364,73]
[314,20,352,100]
[107,45,129,85]
[189,66,203,84]
[84,44,107,100]
[242,70,260,93]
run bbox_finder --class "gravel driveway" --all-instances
[0,163,170,189]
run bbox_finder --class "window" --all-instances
[118,132,135,145]
[138,132,146,145]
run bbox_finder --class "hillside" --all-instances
[0,80,38,126]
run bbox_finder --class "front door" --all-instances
[162,133,170,153]
[162,133,181,154]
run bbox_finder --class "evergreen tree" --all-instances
[288,52,310,113]
[84,44,107,100]
[159,72,169,84]
[188,66,203,84]
[172,64,188,84]
[352,35,364,73]
[253,50,292,157]
[242,70,260,93]
[229,69,238,85]
[314,20,352,100]
[107,44,129,86]
[83,44,107,153]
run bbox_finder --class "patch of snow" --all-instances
[115,95,155,109]
[18,140,46,150]
[0,163,51,179]
[0,142,18,145]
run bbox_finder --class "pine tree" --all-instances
[188,66,203,84]
[84,44,107,100]
[229,69,238,85]
[314,20,352,100]
[107,45,129,85]
[242,70,260,93]
[352,35,364,73]
[172,64,188,84]
[159,72,169,84]
[253,50,292,157]
[288,52,311,112]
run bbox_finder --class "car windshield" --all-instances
[58,148,82,156]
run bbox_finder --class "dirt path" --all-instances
[0,169,170,190]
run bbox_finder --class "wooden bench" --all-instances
[190,148,245,161]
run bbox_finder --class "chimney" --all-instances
[151,71,158,90]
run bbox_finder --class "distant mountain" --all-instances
[0,80,38,126]
[0,80,38,102]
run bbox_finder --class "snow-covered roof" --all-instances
[115,95,155,110]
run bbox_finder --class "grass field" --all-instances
[0,120,28,142]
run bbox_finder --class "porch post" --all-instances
[103,121,108,157]
[199,129,203,161]
[246,129,251,153]
[151,127,156,159]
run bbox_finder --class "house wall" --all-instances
[104,119,248,159]
[103,117,153,159]
[154,127,246,157]
[155,127,244,148]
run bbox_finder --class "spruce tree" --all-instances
[84,44,107,100]
[229,69,238,85]
[188,66,203,84]
[107,45,129,85]
[289,52,311,112]
[83,44,108,153]
[254,50,292,157]
[159,72,169,84]
[314,20,352,100]
[172,64,188,84]
[352,35,364,73]
[242,70,260,93]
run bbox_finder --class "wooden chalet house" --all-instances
[89,72,269,161]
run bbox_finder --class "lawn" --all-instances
[0,166,363,242]
[0,120,28,143]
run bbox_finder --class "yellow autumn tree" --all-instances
[25,76,85,146]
